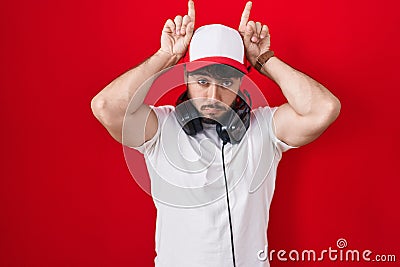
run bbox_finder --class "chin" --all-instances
[201,112,227,124]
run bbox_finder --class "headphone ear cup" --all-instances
[216,90,251,144]
[175,90,203,136]
[182,120,197,136]
[192,118,203,134]
[183,118,203,136]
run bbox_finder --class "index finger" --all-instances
[239,1,252,33]
[188,0,195,24]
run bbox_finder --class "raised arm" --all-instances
[91,0,195,147]
[239,1,341,147]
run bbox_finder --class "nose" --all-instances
[207,83,221,101]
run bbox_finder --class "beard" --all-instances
[199,101,238,126]
[199,102,228,124]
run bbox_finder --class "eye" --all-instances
[221,80,233,87]
[198,79,209,85]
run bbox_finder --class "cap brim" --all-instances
[185,56,248,74]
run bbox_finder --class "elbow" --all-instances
[328,96,341,121]
[91,96,104,117]
[91,96,111,126]
[319,96,341,125]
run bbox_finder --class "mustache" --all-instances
[200,103,227,111]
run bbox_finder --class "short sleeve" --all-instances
[129,105,174,154]
[253,106,298,156]
[269,106,298,153]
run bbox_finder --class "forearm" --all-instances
[91,50,179,123]
[261,56,340,118]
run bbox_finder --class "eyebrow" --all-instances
[189,74,234,81]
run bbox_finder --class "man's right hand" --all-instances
[160,0,195,59]
[92,1,196,148]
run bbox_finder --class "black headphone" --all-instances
[175,89,252,144]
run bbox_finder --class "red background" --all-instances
[1,0,399,266]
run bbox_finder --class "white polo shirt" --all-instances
[131,105,295,267]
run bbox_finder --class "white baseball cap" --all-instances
[184,24,248,74]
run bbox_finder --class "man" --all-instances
[91,1,341,266]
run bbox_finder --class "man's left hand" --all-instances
[238,1,271,67]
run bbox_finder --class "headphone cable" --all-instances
[222,141,236,267]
